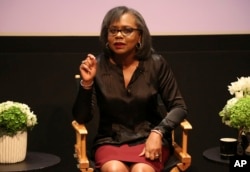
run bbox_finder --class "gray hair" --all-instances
[99,6,154,59]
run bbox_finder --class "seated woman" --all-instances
[72,6,188,172]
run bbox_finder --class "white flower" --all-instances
[0,101,38,128]
[228,76,250,96]
[26,113,38,127]
[220,76,250,131]
[226,97,238,109]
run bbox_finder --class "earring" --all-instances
[136,42,142,49]
[106,42,109,49]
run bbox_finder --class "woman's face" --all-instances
[107,13,141,57]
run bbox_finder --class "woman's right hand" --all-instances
[80,53,97,84]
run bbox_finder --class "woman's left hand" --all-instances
[139,132,162,161]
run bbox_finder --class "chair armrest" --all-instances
[72,120,88,134]
[180,119,192,130]
[72,120,93,172]
[172,119,192,171]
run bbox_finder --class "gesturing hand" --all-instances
[80,54,97,84]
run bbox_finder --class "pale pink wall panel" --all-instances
[0,0,249,36]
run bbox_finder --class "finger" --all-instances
[89,55,97,68]
[80,67,93,79]
[155,153,162,162]
[145,151,154,160]
[144,151,150,159]
[138,148,145,157]
[149,153,155,160]
[82,54,95,64]
[84,56,96,70]
[81,58,94,72]
[87,53,96,60]
[153,153,159,160]
[85,60,92,69]
[86,54,96,64]
[80,62,91,73]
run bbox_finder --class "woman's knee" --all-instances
[131,163,155,172]
[101,160,129,172]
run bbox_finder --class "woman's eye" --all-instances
[123,28,133,34]
[109,28,117,34]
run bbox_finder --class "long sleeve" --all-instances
[153,55,188,137]
[154,108,187,138]
[72,85,94,124]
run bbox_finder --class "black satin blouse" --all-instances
[73,53,187,149]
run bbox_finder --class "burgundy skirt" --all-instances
[95,143,170,172]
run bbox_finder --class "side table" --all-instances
[203,146,229,164]
[0,152,60,171]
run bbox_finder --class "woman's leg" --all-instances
[130,163,155,172]
[100,160,130,172]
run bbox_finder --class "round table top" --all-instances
[203,146,229,164]
[0,152,60,171]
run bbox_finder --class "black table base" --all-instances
[203,146,229,164]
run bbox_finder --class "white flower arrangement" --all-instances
[219,76,250,132]
[228,76,250,98]
[0,101,38,137]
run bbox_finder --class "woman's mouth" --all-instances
[114,42,125,49]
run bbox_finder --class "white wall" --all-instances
[0,0,250,36]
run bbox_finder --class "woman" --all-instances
[73,6,188,172]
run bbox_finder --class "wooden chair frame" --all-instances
[72,119,192,172]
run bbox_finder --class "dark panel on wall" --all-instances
[1,35,250,53]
